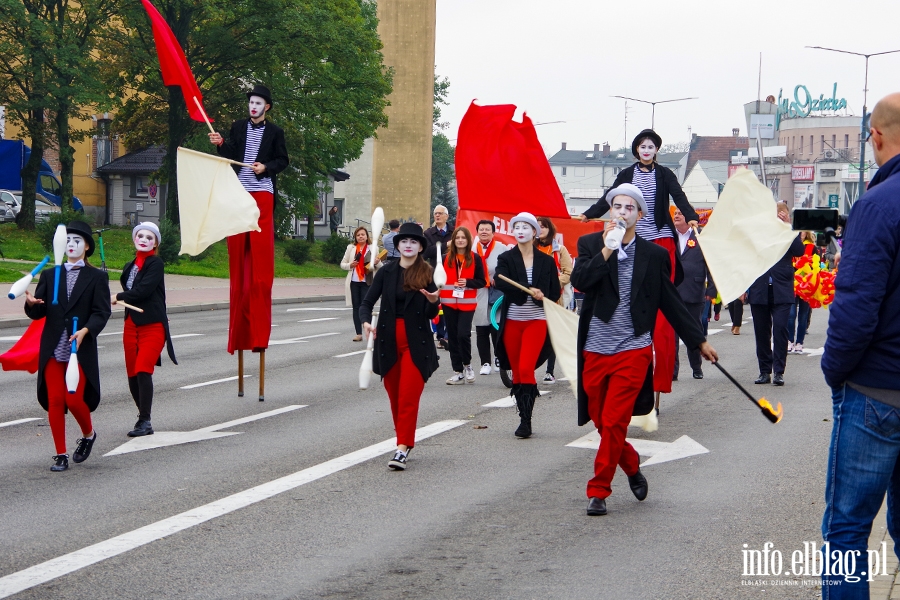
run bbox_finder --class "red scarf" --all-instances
[354,243,367,281]
[135,249,155,270]
[476,241,496,286]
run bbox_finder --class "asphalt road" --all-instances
[0,302,839,598]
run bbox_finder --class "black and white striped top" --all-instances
[53,268,81,362]
[237,122,273,193]
[584,240,651,355]
[506,267,545,321]
[632,166,670,241]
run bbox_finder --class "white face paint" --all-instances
[610,196,641,228]
[66,234,86,260]
[638,140,657,163]
[133,229,157,252]
[512,221,535,243]
[397,238,421,257]
[248,96,268,119]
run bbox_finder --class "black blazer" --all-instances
[571,233,706,426]
[117,255,177,365]
[493,247,562,371]
[359,261,441,382]
[217,118,289,201]
[25,266,111,412]
[676,230,717,304]
[748,236,806,305]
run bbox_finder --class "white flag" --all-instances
[543,300,580,400]
[696,168,797,304]
[176,147,261,256]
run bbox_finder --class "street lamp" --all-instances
[806,46,900,203]
[610,95,698,129]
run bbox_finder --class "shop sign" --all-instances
[777,84,848,127]
[828,194,839,208]
[792,165,815,182]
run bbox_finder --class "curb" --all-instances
[0,294,345,330]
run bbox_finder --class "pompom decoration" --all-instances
[794,243,836,308]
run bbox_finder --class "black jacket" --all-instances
[493,247,561,371]
[422,226,452,266]
[571,233,706,425]
[359,261,441,382]
[216,118,289,204]
[25,266,111,412]
[748,236,806,305]
[117,255,177,365]
[675,230,717,304]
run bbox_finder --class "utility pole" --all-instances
[611,95,698,130]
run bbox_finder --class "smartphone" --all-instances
[792,208,839,232]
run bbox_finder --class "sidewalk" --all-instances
[871,501,900,599]
[0,273,345,329]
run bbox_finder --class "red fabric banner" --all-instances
[0,318,44,373]
[455,209,606,258]
[455,102,569,218]
[140,0,211,123]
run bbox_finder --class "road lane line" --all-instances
[269,332,341,346]
[0,336,22,342]
[97,331,122,337]
[195,405,305,433]
[334,350,366,358]
[180,375,252,390]
[0,419,467,599]
[483,391,545,407]
[0,418,41,428]
[285,307,351,312]
[299,317,339,323]
[170,333,204,339]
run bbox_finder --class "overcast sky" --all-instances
[434,0,900,155]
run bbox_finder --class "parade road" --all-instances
[0,300,839,598]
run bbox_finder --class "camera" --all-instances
[792,208,845,247]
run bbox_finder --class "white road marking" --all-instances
[334,350,366,358]
[803,347,825,356]
[268,332,341,346]
[0,336,22,342]
[300,317,339,323]
[567,431,709,467]
[707,329,721,336]
[722,320,748,328]
[104,405,306,456]
[484,391,546,408]
[286,307,351,312]
[169,333,203,339]
[97,331,122,337]
[0,419,467,598]
[179,375,252,390]
[0,417,41,428]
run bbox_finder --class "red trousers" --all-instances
[44,359,92,455]
[123,317,166,377]
[227,190,274,353]
[503,319,547,385]
[652,237,677,393]
[582,346,653,499]
[383,319,425,448]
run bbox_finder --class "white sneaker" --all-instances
[464,365,476,383]
[787,342,794,353]
[479,363,492,375]
[543,373,556,384]
[446,372,465,385]
[493,358,500,372]
[794,344,804,354]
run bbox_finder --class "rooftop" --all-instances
[97,145,166,174]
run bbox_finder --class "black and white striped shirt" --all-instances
[53,268,81,362]
[237,122,273,193]
[506,267,545,321]
[632,166,670,241]
[584,240,651,355]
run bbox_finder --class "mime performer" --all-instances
[208,84,289,400]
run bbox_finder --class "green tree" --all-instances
[431,73,455,223]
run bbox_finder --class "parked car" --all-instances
[0,189,19,216]
[0,201,13,223]
[34,196,61,224]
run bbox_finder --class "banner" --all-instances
[455,209,605,258]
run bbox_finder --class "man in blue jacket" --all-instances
[820,92,900,597]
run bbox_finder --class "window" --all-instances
[561,167,567,176]
[845,134,850,148]
[821,135,825,154]
[96,118,112,168]
[832,135,836,150]
[130,176,148,198]
[800,136,804,154]
[40,174,60,195]
[809,136,813,154]
[820,169,837,177]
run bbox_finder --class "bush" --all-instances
[284,239,313,265]
[157,218,181,265]
[37,208,83,253]
[320,234,348,265]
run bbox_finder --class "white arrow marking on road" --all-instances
[334,350,367,358]
[0,419,467,599]
[0,417,41,428]
[286,307,351,312]
[803,347,825,356]
[103,405,306,456]
[180,375,251,390]
[483,391,547,407]
[300,317,339,322]
[566,431,709,467]
[268,332,341,345]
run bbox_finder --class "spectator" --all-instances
[423,205,452,349]
[728,297,745,335]
[787,232,816,354]
[381,219,401,262]
[328,206,340,236]
[820,92,900,596]
[440,227,486,384]
[473,220,510,375]
[340,227,381,342]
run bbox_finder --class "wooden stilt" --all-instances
[238,350,244,397]
[654,391,660,414]
[258,349,265,402]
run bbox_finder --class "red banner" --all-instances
[455,209,606,258]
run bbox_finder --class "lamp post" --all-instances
[806,46,900,204]
[611,96,698,130]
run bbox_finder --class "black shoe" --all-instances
[514,385,536,439]
[773,373,784,386]
[127,420,154,437]
[72,432,96,463]
[586,497,607,516]
[672,373,678,382]
[692,370,703,380]
[51,454,69,472]
[438,339,449,351]
[754,373,771,385]
[628,470,648,501]
[388,450,407,470]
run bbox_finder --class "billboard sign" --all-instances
[792,165,815,182]
[750,114,776,139]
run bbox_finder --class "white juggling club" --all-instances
[359,313,378,390]
[370,207,384,271]
[433,240,447,288]
[8,255,49,299]
[65,316,80,394]
[51,224,67,305]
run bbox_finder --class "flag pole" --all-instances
[497,274,537,297]
[193,96,216,135]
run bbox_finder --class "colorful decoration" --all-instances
[794,243,836,308]
[687,239,696,248]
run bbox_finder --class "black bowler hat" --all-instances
[246,84,273,108]
[632,128,663,158]
[66,220,96,257]
[393,222,427,252]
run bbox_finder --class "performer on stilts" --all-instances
[571,186,717,516]
[112,222,177,437]
[24,221,111,471]
[579,129,699,412]
[208,84,289,401]
[359,223,441,470]
[494,212,561,439]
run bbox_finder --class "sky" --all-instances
[434,0,900,156]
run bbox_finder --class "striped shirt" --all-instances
[53,268,81,362]
[237,122,274,193]
[507,267,545,321]
[584,240,651,355]
[632,166,671,241]
[125,264,139,290]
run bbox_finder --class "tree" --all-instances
[431,131,456,223]
[433,72,449,131]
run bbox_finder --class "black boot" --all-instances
[128,376,140,408]
[136,372,153,423]
[515,385,537,439]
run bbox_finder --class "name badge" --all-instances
[452,286,465,298]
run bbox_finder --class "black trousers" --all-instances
[443,307,474,372]
[350,281,368,335]
[475,325,499,366]
[674,302,705,376]
[750,286,792,375]
[728,299,744,325]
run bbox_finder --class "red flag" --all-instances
[455,102,569,219]
[0,318,44,373]
[140,0,211,123]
